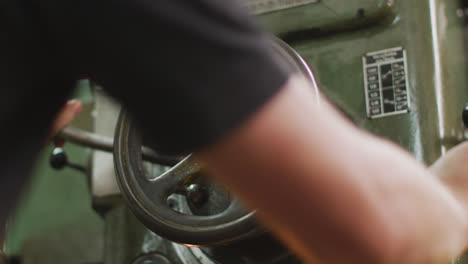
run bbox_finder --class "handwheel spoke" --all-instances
[155,155,202,193]
[140,155,202,201]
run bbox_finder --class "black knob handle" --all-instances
[49,147,87,172]
[463,104,468,128]
[50,148,68,169]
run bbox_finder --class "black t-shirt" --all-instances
[0,0,289,225]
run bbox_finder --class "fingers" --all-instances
[430,142,468,173]
[47,100,83,145]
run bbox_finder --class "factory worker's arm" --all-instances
[196,74,468,264]
[47,100,82,144]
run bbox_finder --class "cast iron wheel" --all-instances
[113,36,318,246]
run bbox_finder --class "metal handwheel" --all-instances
[113,36,318,246]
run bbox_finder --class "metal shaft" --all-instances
[58,127,181,166]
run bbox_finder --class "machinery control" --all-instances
[462,104,468,128]
[49,147,87,172]
[111,37,314,263]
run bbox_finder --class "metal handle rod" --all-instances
[57,126,181,166]
[58,127,113,152]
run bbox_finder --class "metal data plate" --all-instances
[362,47,410,119]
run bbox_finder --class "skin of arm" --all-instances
[431,142,468,215]
[196,75,468,264]
[47,100,82,144]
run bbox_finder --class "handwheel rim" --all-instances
[115,112,259,246]
[113,36,317,246]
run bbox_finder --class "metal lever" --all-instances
[50,147,87,172]
[57,127,182,166]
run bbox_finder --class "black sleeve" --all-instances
[42,0,290,154]
[0,0,78,224]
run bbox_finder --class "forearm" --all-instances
[196,75,468,263]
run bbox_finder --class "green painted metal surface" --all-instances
[261,0,468,262]
[257,0,395,35]
[260,0,468,165]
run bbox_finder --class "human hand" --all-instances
[430,141,468,207]
[47,100,82,145]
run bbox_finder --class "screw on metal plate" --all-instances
[356,8,365,19]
